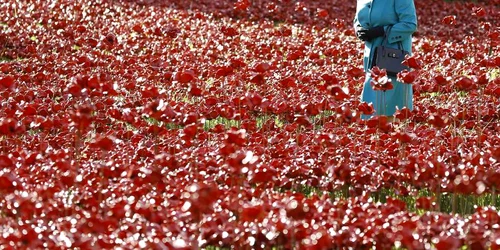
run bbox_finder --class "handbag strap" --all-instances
[381,25,393,46]
[381,25,404,50]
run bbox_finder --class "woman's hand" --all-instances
[356,26,385,41]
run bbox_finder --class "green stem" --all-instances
[492,186,496,207]
[452,192,457,214]
[435,181,441,212]
[342,183,350,199]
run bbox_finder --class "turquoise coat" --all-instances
[354,0,418,118]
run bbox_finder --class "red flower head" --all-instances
[370,67,393,91]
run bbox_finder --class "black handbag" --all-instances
[372,25,409,77]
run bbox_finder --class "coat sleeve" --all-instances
[387,0,417,44]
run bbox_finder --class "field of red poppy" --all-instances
[1,0,499,249]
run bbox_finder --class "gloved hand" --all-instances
[356,26,385,41]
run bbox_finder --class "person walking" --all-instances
[354,0,418,120]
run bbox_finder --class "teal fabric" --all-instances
[354,0,417,118]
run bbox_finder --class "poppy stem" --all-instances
[153,130,159,155]
[342,183,349,199]
[372,190,378,202]
[452,191,457,214]
[238,101,242,129]
[435,174,441,212]
[322,101,327,126]
[476,84,482,147]
[461,194,467,214]
[492,186,496,207]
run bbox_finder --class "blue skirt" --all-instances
[360,73,413,120]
